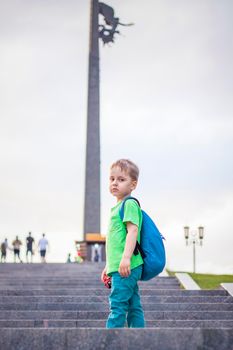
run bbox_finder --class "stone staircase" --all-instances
[0,263,232,350]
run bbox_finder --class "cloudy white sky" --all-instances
[0,0,232,272]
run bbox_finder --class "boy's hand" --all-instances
[119,257,131,277]
[118,221,138,277]
[101,266,107,282]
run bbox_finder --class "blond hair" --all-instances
[110,159,139,181]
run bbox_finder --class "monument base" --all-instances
[75,233,106,262]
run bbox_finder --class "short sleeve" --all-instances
[122,199,141,228]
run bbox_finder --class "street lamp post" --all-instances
[184,226,204,273]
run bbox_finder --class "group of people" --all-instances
[0,232,49,263]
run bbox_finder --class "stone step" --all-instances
[0,319,233,328]
[0,270,106,276]
[0,284,181,289]
[0,264,167,275]
[0,302,233,311]
[0,275,176,280]
[0,295,232,303]
[0,279,179,285]
[0,276,180,285]
[0,284,181,290]
[0,274,178,283]
[0,262,104,268]
[0,270,107,275]
[0,310,233,320]
[0,289,228,296]
[0,266,103,274]
[0,328,232,350]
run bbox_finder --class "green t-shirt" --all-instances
[106,198,143,276]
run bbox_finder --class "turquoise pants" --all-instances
[106,265,145,328]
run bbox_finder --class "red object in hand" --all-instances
[103,274,111,289]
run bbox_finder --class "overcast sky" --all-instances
[0,0,232,272]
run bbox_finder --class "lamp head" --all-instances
[198,226,204,239]
[198,226,204,245]
[184,226,189,244]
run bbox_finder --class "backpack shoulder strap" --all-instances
[119,196,141,220]
[119,196,145,257]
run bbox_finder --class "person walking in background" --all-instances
[66,253,72,263]
[1,238,9,263]
[38,233,49,263]
[26,232,35,263]
[12,236,23,263]
[94,248,99,262]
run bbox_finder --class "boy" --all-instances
[101,159,145,328]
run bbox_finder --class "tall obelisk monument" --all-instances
[83,1,133,260]
[84,0,100,238]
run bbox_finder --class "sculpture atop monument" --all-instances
[98,2,133,44]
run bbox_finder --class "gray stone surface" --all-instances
[1,319,233,329]
[175,272,201,290]
[1,310,233,320]
[0,302,233,311]
[0,295,232,303]
[221,283,233,297]
[0,288,228,296]
[0,281,180,287]
[0,262,232,349]
[0,328,233,350]
[0,284,180,290]
[0,276,178,283]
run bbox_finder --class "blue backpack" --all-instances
[119,196,166,281]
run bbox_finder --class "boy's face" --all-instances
[109,166,137,202]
